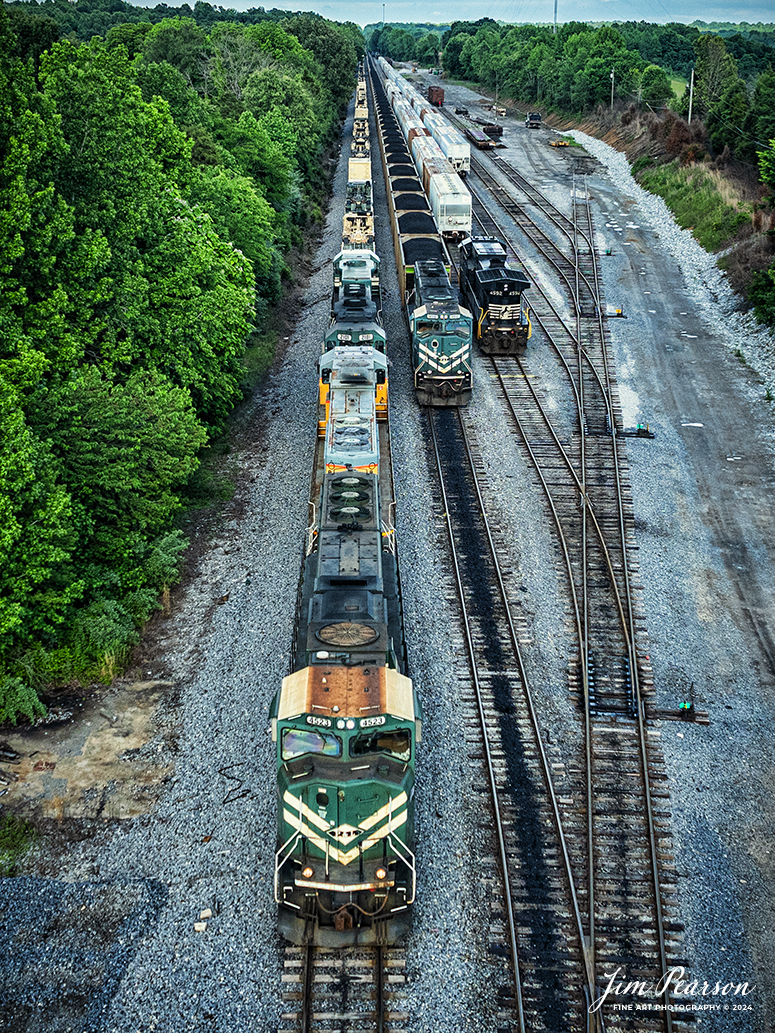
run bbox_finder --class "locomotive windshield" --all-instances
[282,727,342,761]
[350,729,411,762]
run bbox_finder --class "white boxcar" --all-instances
[427,171,472,237]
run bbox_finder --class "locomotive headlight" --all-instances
[336,719,345,729]
[346,719,356,730]
[302,866,314,879]
[375,867,387,880]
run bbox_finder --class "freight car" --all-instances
[455,115,496,150]
[272,65,420,948]
[371,59,473,406]
[378,57,471,239]
[459,236,532,354]
[379,60,471,178]
[471,116,503,139]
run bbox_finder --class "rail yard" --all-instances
[2,62,774,1033]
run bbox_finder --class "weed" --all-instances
[0,814,37,875]
[631,155,655,174]
[766,388,773,402]
[734,348,747,364]
[0,676,46,725]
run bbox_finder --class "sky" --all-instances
[153,0,775,29]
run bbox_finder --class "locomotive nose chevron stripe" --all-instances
[417,343,471,372]
[283,790,408,866]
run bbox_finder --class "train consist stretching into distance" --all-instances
[271,68,421,948]
[380,60,532,359]
[371,58,474,405]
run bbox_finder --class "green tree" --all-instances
[36,367,207,541]
[639,64,675,107]
[142,16,208,89]
[739,68,775,162]
[284,15,357,110]
[0,377,78,650]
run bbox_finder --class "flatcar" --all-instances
[459,236,531,354]
[272,66,420,948]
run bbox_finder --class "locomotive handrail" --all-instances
[274,828,304,903]
[305,502,318,557]
[380,520,396,555]
[387,792,416,903]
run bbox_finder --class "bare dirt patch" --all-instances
[0,680,177,821]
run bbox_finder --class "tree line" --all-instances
[0,1,362,721]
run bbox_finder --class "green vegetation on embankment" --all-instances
[635,161,752,251]
[1,2,363,723]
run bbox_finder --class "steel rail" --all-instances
[427,411,526,1033]
[455,408,599,1021]
[575,173,675,1032]
[467,159,674,1029]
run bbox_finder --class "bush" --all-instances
[749,266,775,327]
[70,599,138,672]
[631,155,655,174]
[0,676,46,726]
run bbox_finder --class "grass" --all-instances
[637,161,751,251]
[0,814,37,875]
[671,78,687,99]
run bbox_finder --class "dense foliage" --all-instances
[366,22,447,65]
[749,141,775,326]
[0,1,360,720]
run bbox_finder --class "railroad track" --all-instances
[470,153,599,320]
[281,944,408,1033]
[428,407,593,1031]
[438,143,695,1029]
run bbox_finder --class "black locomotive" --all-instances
[458,236,532,354]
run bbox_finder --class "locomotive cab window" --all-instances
[281,727,342,761]
[350,728,411,762]
[416,322,442,338]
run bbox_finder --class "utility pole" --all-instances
[687,67,695,124]
[554,0,557,35]
[610,67,615,112]
[382,4,385,27]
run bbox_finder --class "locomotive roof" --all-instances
[464,237,508,259]
[277,665,415,722]
[476,267,530,291]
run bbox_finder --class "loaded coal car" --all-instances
[371,59,474,406]
[459,236,531,354]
